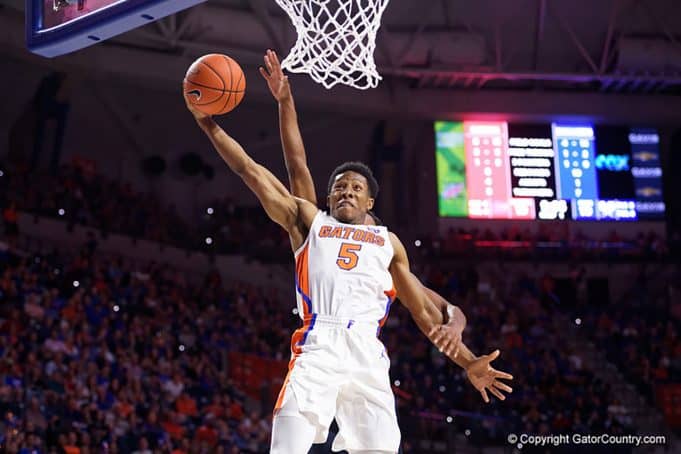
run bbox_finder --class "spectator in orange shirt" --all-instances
[175,393,198,420]
[161,411,185,441]
[204,395,224,419]
[114,392,134,419]
[224,394,243,421]
[62,431,81,454]
[195,418,218,447]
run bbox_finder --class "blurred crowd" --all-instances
[0,161,289,260]
[575,265,681,403]
[0,241,297,453]
[1,161,193,249]
[3,233,670,452]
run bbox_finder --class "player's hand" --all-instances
[465,350,513,403]
[183,89,210,121]
[428,321,463,359]
[259,49,292,103]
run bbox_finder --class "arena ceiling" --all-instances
[207,0,681,94]
[1,0,681,119]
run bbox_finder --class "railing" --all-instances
[421,236,673,263]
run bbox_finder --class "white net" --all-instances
[275,0,391,90]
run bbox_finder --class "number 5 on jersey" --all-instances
[337,243,362,270]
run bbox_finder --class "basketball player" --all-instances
[184,70,509,454]
[260,48,513,402]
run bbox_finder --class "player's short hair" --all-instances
[367,211,383,226]
[327,162,379,198]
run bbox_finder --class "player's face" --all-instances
[328,171,374,224]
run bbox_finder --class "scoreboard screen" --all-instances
[435,121,665,221]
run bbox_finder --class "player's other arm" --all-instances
[388,234,513,402]
[423,286,467,358]
[260,50,317,204]
[423,282,513,401]
[423,286,466,328]
[389,232,444,336]
[185,96,298,231]
[425,288,506,379]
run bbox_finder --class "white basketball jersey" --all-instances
[294,211,396,327]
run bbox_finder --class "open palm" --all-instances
[466,350,513,403]
[259,49,291,102]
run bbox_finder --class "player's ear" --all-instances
[366,197,375,211]
[327,194,332,209]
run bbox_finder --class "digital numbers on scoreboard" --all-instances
[552,124,598,202]
[435,121,665,222]
[463,122,512,219]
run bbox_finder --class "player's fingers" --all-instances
[431,328,444,345]
[258,66,270,79]
[439,336,452,353]
[492,370,514,380]
[268,50,283,76]
[450,341,461,358]
[493,381,513,393]
[479,388,489,403]
[428,326,438,338]
[489,386,506,401]
[439,338,452,354]
[271,50,282,68]
[486,349,500,361]
[431,324,443,335]
[444,337,458,356]
[264,54,274,73]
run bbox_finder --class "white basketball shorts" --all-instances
[274,314,401,453]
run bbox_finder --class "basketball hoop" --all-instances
[275,0,391,90]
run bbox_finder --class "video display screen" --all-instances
[435,121,665,221]
[28,0,208,58]
[43,0,121,29]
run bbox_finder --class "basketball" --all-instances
[183,54,246,115]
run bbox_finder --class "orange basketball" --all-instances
[183,54,246,115]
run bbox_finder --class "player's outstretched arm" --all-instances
[185,94,303,232]
[260,49,317,205]
[388,232,444,336]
